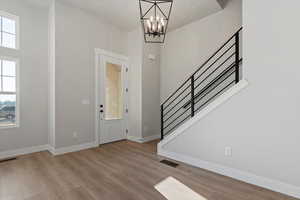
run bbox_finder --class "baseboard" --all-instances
[47,145,56,155]
[0,144,50,160]
[158,148,300,199]
[127,135,141,143]
[127,134,160,143]
[50,141,98,156]
[159,79,249,148]
[0,141,99,158]
[140,134,160,143]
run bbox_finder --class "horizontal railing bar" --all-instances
[192,28,242,77]
[164,114,191,136]
[163,79,236,137]
[194,52,235,89]
[194,80,236,113]
[183,59,242,108]
[163,93,191,123]
[161,28,243,138]
[163,58,239,130]
[196,61,235,92]
[163,90,191,118]
[194,69,236,106]
[194,43,235,82]
[183,65,233,109]
[161,77,191,106]
[163,82,191,110]
[161,27,242,107]
[163,105,191,130]
[163,63,236,130]
[195,66,235,102]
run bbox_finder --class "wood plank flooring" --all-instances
[0,140,298,200]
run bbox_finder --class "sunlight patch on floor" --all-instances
[155,177,207,200]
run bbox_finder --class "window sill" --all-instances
[0,46,19,51]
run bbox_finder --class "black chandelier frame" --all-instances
[139,0,173,43]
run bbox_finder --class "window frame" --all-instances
[0,10,20,50]
[0,56,19,129]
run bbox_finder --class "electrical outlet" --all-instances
[225,147,232,157]
[73,132,78,138]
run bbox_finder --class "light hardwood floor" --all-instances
[0,140,298,200]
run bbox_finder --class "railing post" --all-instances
[191,76,195,117]
[235,31,240,83]
[161,104,164,140]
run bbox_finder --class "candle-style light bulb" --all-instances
[147,20,151,28]
[146,20,151,33]
[161,18,165,27]
[150,16,154,22]
[158,24,162,32]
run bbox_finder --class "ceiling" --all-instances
[24,0,52,7]
[24,0,224,32]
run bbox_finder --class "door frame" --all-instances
[94,48,129,146]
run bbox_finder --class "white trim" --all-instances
[94,48,129,146]
[47,145,55,155]
[127,134,160,143]
[0,144,49,160]
[0,56,20,129]
[141,134,160,143]
[95,52,99,145]
[158,149,300,199]
[48,1,56,149]
[50,141,98,156]
[95,48,129,61]
[0,141,99,159]
[159,79,249,148]
[0,10,20,50]
[126,135,141,143]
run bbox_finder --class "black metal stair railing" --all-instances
[161,27,243,140]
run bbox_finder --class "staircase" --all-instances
[160,28,243,140]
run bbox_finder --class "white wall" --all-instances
[161,0,242,101]
[0,0,49,152]
[55,1,128,148]
[127,29,143,139]
[142,44,161,138]
[161,0,300,196]
[127,29,161,140]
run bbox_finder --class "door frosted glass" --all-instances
[105,62,123,120]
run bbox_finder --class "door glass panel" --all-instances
[105,62,123,120]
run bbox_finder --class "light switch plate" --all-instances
[225,147,232,157]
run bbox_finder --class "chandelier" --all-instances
[139,0,173,43]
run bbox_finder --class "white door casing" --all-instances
[95,49,129,145]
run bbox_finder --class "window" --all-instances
[0,57,18,128]
[0,11,19,49]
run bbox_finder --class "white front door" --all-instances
[97,53,128,145]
